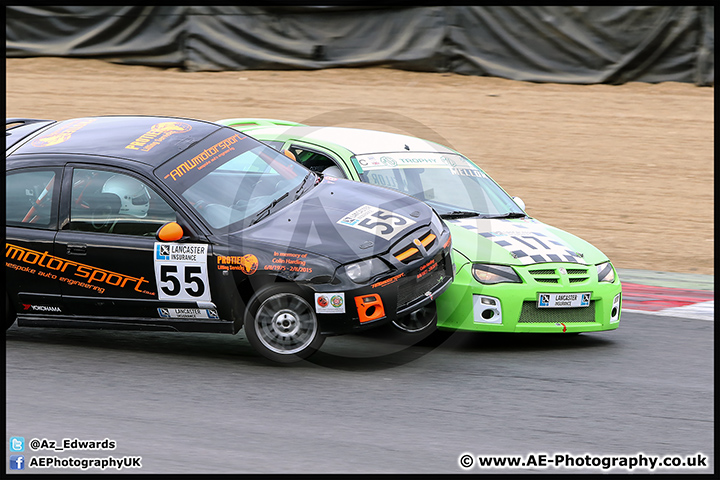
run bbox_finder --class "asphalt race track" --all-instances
[5,288,714,474]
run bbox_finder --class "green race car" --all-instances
[218,118,622,335]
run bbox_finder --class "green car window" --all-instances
[355,152,522,216]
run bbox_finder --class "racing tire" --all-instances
[389,302,438,343]
[6,292,17,330]
[244,285,325,363]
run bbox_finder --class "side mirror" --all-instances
[512,196,526,211]
[157,222,184,242]
[283,149,297,161]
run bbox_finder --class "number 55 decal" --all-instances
[338,205,416,240]
[154,243,212,302]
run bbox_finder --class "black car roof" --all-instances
[6,118,56,150]
[7,115,225,167]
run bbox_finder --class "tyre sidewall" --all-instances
[6,291,17,330]
[244,284,324,363]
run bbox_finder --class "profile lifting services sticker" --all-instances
[154,243,211,302]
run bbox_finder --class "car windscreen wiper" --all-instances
[440,210,482,219]
[480,212,527,219]
[293,172,315,200]
[250,192,289,225]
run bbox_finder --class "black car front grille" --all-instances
[393,230,437,264]
[396,253,446,308]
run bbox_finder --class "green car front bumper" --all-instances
[435,259,622,333]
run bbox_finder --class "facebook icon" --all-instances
[10,455,25,470]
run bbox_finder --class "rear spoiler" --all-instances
[6,118,52,131]
[216,118,306,131]
[6,118,56,151]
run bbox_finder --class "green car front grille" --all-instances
[517,301,596,323]
[527,266,592,286]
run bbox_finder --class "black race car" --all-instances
[5,116,453,362]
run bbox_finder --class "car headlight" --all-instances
[471,264,521,284]
[344,258,390,284]
[597,261,615,283]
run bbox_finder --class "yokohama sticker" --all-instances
[337,205,415,240]
[154,243,211,302]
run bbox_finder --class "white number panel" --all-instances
[337,204,416,240]
[153,243,211,302]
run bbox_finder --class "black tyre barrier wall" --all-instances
[6,6,714,86]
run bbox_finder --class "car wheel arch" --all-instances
[6,291,17,330]
[242,282,325,363]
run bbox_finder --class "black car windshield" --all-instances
[355,152,524,218]
[156,129,311,230]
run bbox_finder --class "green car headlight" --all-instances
[597,261,615,283]
[344,258,390,284]
[471,264,521,284]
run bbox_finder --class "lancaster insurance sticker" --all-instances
[538,292,591,308]
[154,243,211,302]
[158,307,219,319]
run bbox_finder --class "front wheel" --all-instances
[389,302,438,344]
[244,285,325,363]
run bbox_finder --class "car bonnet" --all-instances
[234,177,436,264]
[446,217,609,266]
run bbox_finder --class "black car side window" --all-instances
[6,169,59,229]
[68,169,177,236]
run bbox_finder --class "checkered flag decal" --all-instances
[449,218,587,265]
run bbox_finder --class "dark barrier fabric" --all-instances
[447,6,708,85]
[5,6,714,86]
[183,6,446,72]
[5,6,187,67]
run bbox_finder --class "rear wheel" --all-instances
[244,285,325,363]
[6,292,17,330]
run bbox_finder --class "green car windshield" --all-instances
[156,130,313,230]
[354,152,523,217]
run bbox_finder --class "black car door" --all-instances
[5,165,64,315]
[54,165,216,323]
